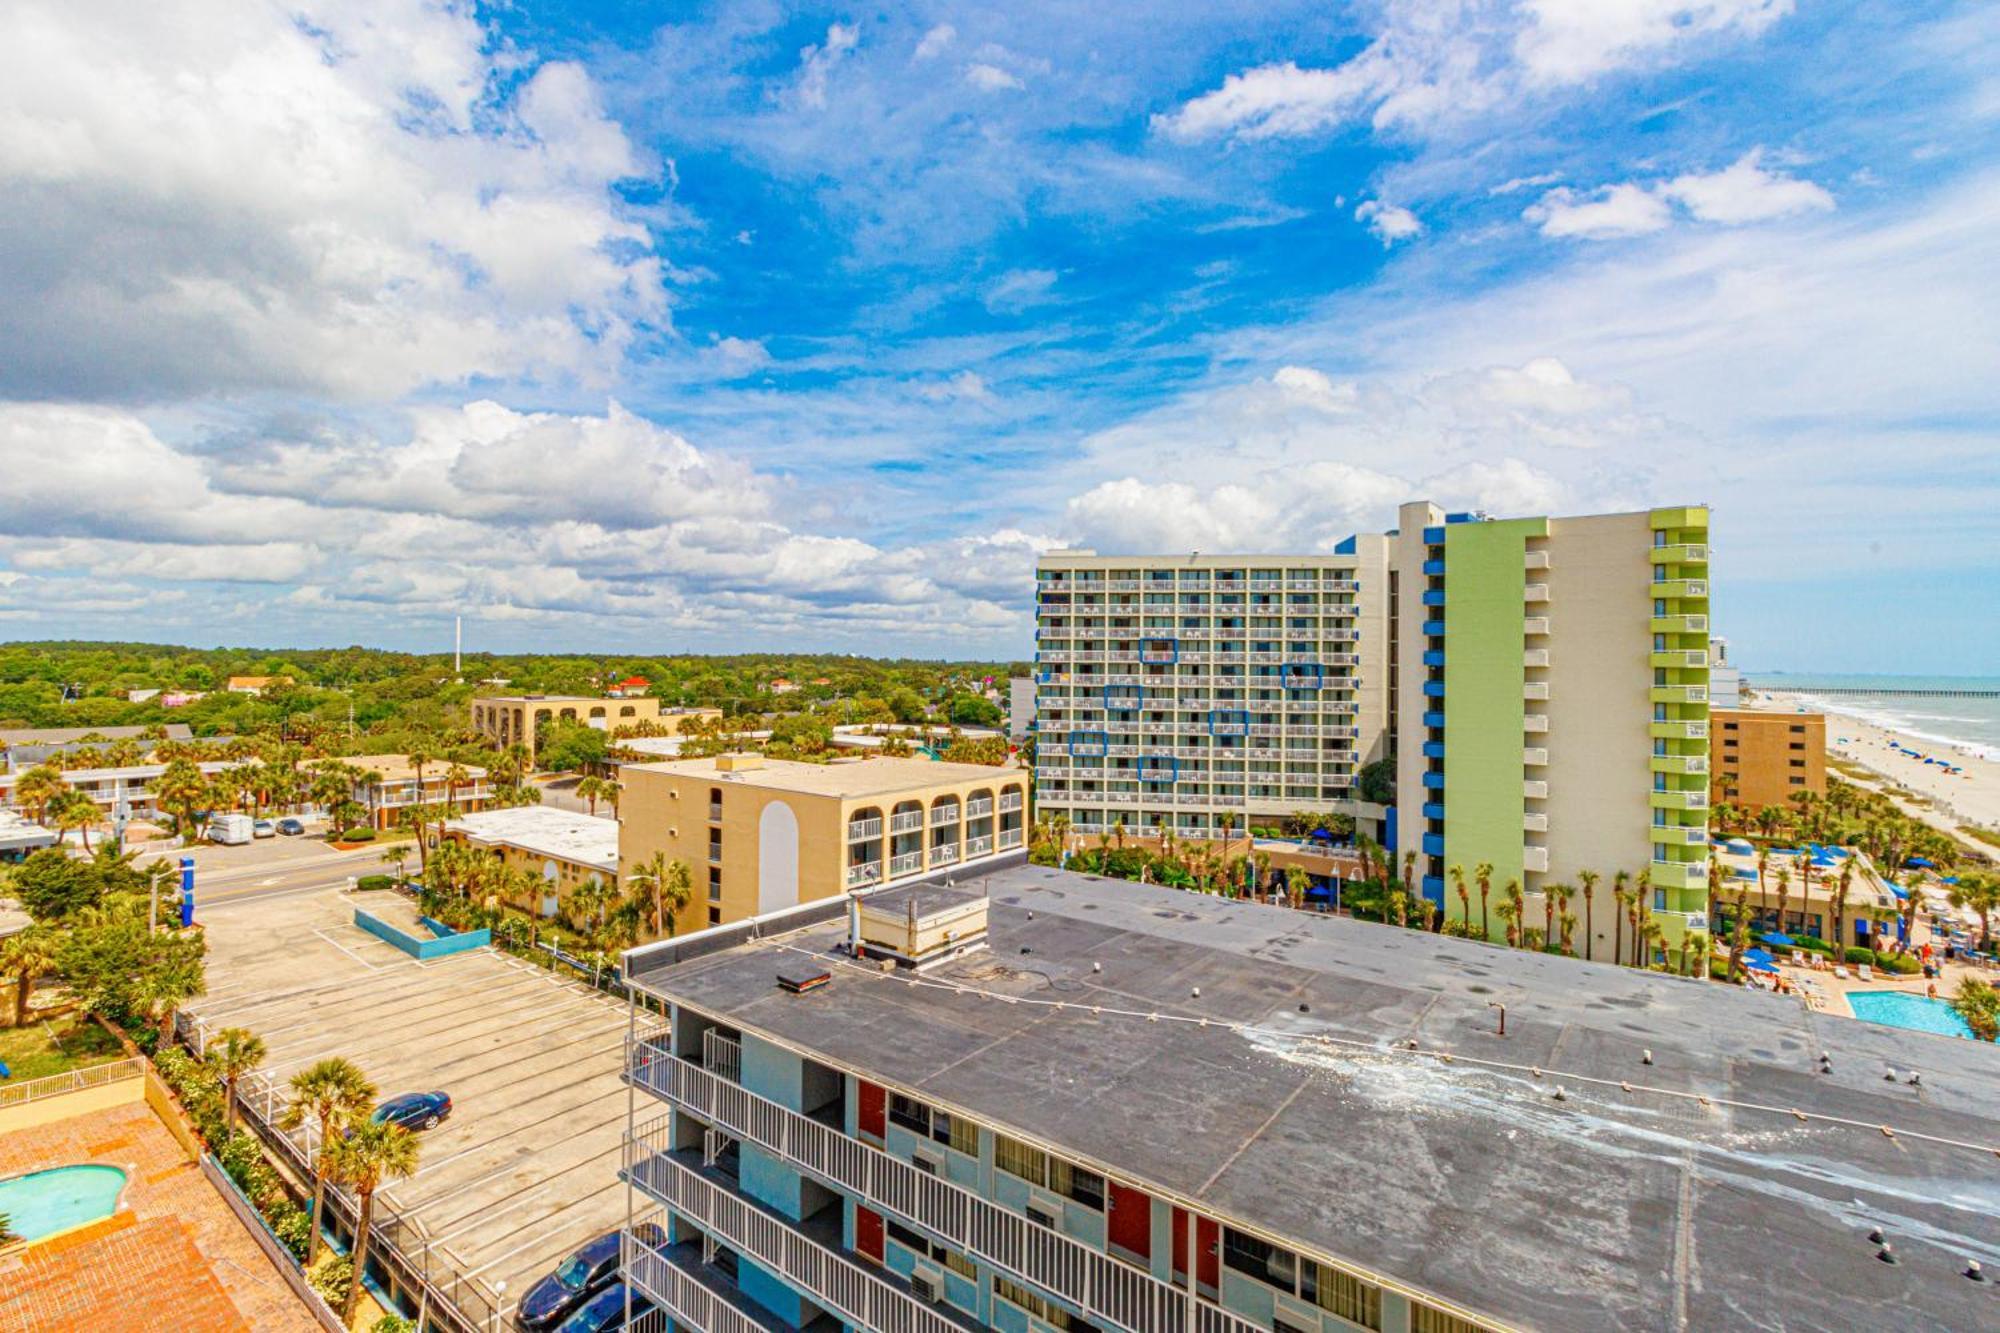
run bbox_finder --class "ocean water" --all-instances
[1746,673,2000,762]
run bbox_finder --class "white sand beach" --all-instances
[1752,691,2000,848]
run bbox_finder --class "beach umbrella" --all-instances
[1740,948,1781,973]
[1759,931,1794,947]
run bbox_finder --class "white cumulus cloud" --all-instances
[1356,199,1424,245]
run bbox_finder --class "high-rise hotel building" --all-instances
[1035,501,1711,961]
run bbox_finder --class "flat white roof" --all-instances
[444,805,619,872]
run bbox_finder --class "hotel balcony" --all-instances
[845,862,882,889]
[1523,682,1549,701]
[1523,748,1549,767]
[1524,714,1549,734]
[1523,812,1549,833]
[624,1045,1263,1333]
[1650,858,1710,890]
[888,850,925,876]
[1523,649,1550,668]
[1523,780,1549,799]
[1650,614,1708,635]
[1650,684,1708,705]
[1523,583,1551,603]
[1650,543,1708,565]
[964,797,994,818]
[1653,578,1708,599]
[1653,824,1708,846]
[1651,754,1709,776]
[1650,789,1708,812]
[1650,720,1707,740]
[1650,649,1709,669]
[929,844,960,867]
[1523,846,1550,873]
[624,1237,818,1333]
[1522,617,1550,636]
[1523,549,1550,570]
[846,817,882,842]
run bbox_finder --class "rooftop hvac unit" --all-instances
[911,1271,943,1304]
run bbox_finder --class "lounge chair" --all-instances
[1858,964,1875,982]
[1791,951,1808,968]
[1833,965,1849,980]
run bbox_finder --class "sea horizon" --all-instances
[1747,670,2000,761]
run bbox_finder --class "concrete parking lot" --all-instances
[188,884,635,1317]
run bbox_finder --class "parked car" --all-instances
[371,1091,452,1131]
[252,819,277,839]
[276,817,306,836]
[551,1283,655,1333]
[519,1226,665,1330]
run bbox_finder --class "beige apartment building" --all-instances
[1712,708,1826,809]
[619,754,1028,934]
[352,754,490,830]
[470,694,719,763]
[442,805,619,918]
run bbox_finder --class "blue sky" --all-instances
[0,1,1996,670]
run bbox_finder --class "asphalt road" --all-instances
[139,842,396,913]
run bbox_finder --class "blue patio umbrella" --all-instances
[1739,948,1781,973]
[1886,882,1909,900]
[1759,931,1794,947]
[1905,856,1935,869]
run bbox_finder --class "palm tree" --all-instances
[629,852,693,938]
[1473,861,1494,943]
[1729,882,1753,982]
[1,927,60,1028]
[322,1119,420,1324]
[155,758,212,845]
[405,746,434,806]
[209,1027,268,1133]
[13,764,69,826]
[1632,868,1653,967]
[1504,880,1526,948]
[379,844,410,887]
[279,1058,377,1264]
[1541,882,1559,952]
[1559,910,1579,957]
[1495,896,1519,949]
[575,775,603,815]
[1705,857,1723,946]
[443,763,471,815]
[1577,870,1599,961]
[51,789,101,850]
[1772,864,1792,943]
[1830,853,1858,951]
[1284,866,1309,910]
[1947,872,1999,951]
[1448,863,1470,934]
[600,779,622,819]
[1611,870,1631,967]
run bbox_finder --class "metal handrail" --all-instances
[0,1057,143,1109]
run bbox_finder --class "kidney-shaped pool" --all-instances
[0,1164,127,1242]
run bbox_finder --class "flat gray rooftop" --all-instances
[631,864,2000,1333]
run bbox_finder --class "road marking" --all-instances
[311,927,382,972]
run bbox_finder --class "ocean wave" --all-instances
[1773,691,2000,764]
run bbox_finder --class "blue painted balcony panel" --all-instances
[1422,833,1446,857]
[1420,589,1446,607]
[1422,649,1445,667]
[1421,802,1445,821]
[1422,558,1446,576]
[1422,680,1446,698]
[1422,620,1445,637]
[1423,711,1445,729]
[1421,770,1446,790]
[1423,526,1446,545]
[1421,740,1445,759]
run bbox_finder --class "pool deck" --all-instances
[0,1099,318,1332]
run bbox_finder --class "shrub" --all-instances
[339,827,375,842]
[268,1201,312,1261]
[1844,947,1876,965]
[372,1318,416,1333]
[1709,957,1731,981]
[356,874,394,892]
[1873,951,1920,975]
[307,1254,352,1308]
[1792,936,1833,955]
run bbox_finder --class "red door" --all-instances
[1170,1208,1219,1291]
[856,1204,885,1262]
[1108,1180,1151,1261]
[858,1081,886,1141]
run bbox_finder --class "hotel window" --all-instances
[994,1135,1104,1209]
[708,867,722,901]
[1223,1229,1297,1290]
[993,1277,1097,1332]
[1411,1305,1496,1333]
[887,1221,977,1284]
[1302,1261,1383,1330]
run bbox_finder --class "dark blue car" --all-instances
[551,1281,654,1333]
[372,1091,451,1131]
[519,1226,664,1330]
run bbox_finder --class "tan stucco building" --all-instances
[352,754,489,830]
[1712,708,1826,810]
[619,754,1028,935]
[470,694,719,763]
[442,805,619,918]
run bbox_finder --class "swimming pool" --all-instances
[1846,990,1977,1039]
[0,1164,127,1242]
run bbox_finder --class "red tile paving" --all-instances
[0,1098,320,1333]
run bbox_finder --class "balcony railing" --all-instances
[998,828,1023,849]
[847,818,883,841]
[888,850,925,877]
[846,862,883,889]
[627,1047,1263,1333]
[1523,583,1550,603]
[966,834,995,858]
[889,811,925,834]
[929,844,960,867]
[709,802,724,822]
[963,797,994,818]
[624,1240,778,1333]
[929,806,959,827]
[625,1143,966,1333]
[702,1029,742,1085]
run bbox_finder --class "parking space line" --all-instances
[242,971,552,1046]
[258,987,616,1080]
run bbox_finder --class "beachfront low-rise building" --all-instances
[619,754,1026,934]
[0,808,60,861]
[351,754,490,830]
[1711,707,1826,810]
[470,694,719,764]
[1710,838,1903,950]
[0,757,246,824]
[442,805,619,918]
[616,864,1999,1333]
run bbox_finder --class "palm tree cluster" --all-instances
[416,838,693,953]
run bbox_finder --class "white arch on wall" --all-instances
[758,800,801,915]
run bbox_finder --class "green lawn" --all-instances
[0,1017,126,1083]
